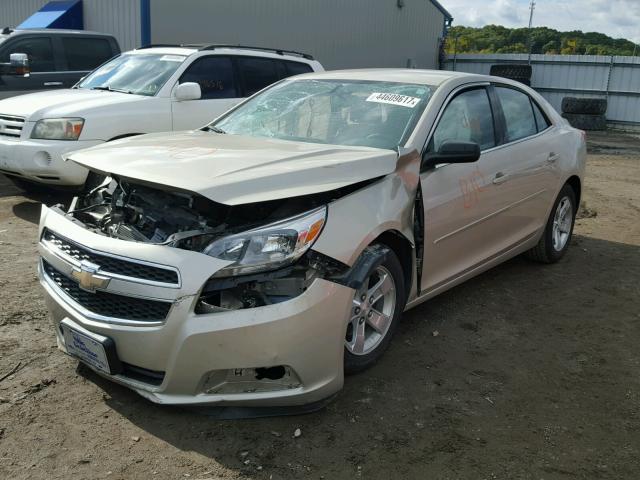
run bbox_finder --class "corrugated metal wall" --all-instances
[0,0,141,51]
[150,0,447,69]
[0,0,49,27]
[444,53,640,127]
[83,0,140,51]
[2,0,447,67]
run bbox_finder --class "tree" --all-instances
[445,25,636,56]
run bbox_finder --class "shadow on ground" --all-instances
[79,234,640,478]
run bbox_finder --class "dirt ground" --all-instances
[0,131,639,480]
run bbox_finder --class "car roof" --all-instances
[11,28,114,37]
[292,69,477,86]
[130,45,316,62]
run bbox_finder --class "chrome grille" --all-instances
[0,114,25,138]
[42,229,180,285]
[43,260,172,323]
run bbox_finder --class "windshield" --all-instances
[77,53,186,96]
[212,79,434,149]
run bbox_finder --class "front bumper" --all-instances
[38,206,353,406]
[0,135,101,186]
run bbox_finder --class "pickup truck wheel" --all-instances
[526,184,576,263]
[344,248,405,374]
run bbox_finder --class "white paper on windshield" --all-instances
[366,92,421,108]
[160,55,185,62]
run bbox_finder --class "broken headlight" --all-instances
[204,206,326,277]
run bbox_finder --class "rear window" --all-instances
[283,60,313,77]
[532,101,551,132]
[495,86,537,142]
[237,57,280,96]
[62,37,114,71]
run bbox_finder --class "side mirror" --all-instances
[422,141,481,170]
[9,52,30,76]
[175,82,202,101]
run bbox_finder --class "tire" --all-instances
[525,184,577,264]
[344,246,406,375]
[490,64,532,81]
[562,113,606,131]
[561,97,607,115]
[562,113,607,130]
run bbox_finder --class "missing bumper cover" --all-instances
[195,250,350,313]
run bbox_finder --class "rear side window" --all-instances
[62,37,114,71]
[1,37,54,72]
[496,86,537,142]
[179,56,238,99]
[430,88,496,152]
[532,101,551,132]
[283,61,313,77]
[237,57,280,96]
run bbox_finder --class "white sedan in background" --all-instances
[0,44,322,190]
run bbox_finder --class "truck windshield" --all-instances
[77,53,186,96]
[211,79,434,150]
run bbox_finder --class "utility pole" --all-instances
[527,0,536,64]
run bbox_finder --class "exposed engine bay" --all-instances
[63,173,367,310]
[68,174,330,252]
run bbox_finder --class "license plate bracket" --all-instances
[60,319,122,375]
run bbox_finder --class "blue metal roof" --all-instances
[18,0,84,30]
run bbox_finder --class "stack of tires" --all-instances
[561,97,607,131]
[489,64,532,86]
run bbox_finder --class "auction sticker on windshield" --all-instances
[61,319,112,374]
[366,92,421,108]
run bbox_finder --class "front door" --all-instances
[419,86,522,293]
[171,55,242,130]
[0,36,60,99]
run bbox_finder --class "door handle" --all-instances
[547,152,560,164]
[493,171,509,185]
[43,82,63,86]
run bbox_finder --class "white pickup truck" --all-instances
[0,44,323,189]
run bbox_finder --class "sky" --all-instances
[443,0,640,43]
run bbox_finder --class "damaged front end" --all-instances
[63,174,372,309]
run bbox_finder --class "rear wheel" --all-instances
[344,248,406,374]
[526,184,576,263]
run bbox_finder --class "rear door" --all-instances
[171,55,242,130]
[58,36,118,88]
[0,35,58,99]
[490,84,559,240]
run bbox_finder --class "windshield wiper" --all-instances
[203,125,226,134]
[91,86,135,94]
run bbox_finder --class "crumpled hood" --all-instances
[68,131,400,205]
[0,89,149,120]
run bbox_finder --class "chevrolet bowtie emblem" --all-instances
[71,260,110,293]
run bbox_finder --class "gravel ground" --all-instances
[0,131,639,479]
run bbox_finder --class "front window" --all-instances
[1,37,54,72]
[77,53,186,96]
[212,79,434,150]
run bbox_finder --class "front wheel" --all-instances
[526,184,577,263]
[344,247,406,374]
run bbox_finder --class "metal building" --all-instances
[1,0,452,69]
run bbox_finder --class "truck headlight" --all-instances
[31,118,85,141]
[204,206,326,277]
